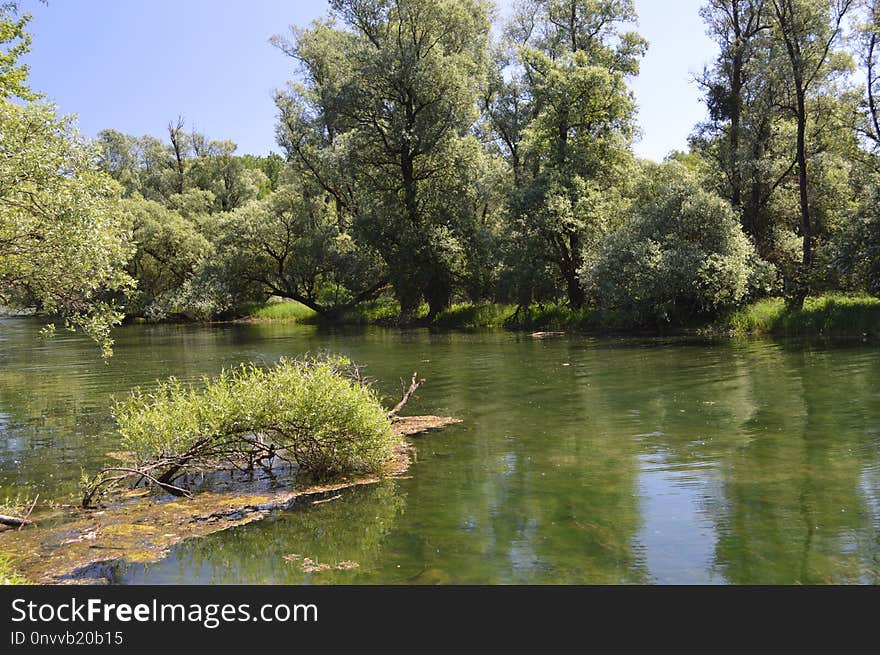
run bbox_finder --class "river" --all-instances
[1,317,879,584]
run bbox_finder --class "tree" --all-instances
[696,0,774,238]
[832,183,880,295]
[167,116,189,196]
[0,102,134,355]
[186,139,270,212]
[695,0,858,298]
[582,162,776,324]
[98,124,271,212]
[1,4,132,355]
[0,1,37,100]
[120,196,212,319]
[274,0,496,320]
[498,0,647,308]
[854,0,880,167]
[204,183,387,316]
[769,0,854,304]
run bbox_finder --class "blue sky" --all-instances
[22,0,716,162]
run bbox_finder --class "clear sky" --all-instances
[21,0,717,162]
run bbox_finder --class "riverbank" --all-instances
[236,294,880,339]
[716,295,880,338]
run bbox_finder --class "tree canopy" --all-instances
[6,0,880,339]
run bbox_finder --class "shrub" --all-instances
[83,356,398,506]
[581,163,775,324]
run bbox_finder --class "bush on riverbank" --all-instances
[82,356,399,506]
[581,164,776,325]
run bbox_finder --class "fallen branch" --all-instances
[387,372,425,419]
[0,513,31,528]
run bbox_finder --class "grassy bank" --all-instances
[237,300,317,323]
[239,294,880,338]
[719,294,880,338]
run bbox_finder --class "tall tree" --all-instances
[854,0,880,164]
[499,0,647,308]
[274,0,495,320]
[167,116,189,196]
[770,0,854,304]
[698,1,771,228]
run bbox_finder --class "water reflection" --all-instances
[0,319,879,583]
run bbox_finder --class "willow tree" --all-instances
[0,1,35,100]
[202,183,388,317]
[855,0,880,166]
[1,4,133,356]
[274,0,496,320]
[769,0,854,304]
[695,0,857,298]
[695,1,776,241]
[497,0,647,308]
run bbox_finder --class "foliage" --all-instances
[239,299,317,322]
[582,163,776,324]
[0,101,134,356]
[204,183,387,316]
[274,0,499,319]
[0,555,28,585]
[831,184,880,295]
[97,127,273,212]
[9,0,880,336]
[693,0,857,304]
[82,356,399,506]
[431,303,518,329]
[121,196,212,319]
[491,0,647,308]
[0,1,36,101]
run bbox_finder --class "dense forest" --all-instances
[3,0,880,355]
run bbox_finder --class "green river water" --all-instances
[1,317,879,584]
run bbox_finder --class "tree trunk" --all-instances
[425,271,452,320]
[792,88,811,309]
[730,49,744,214]
[565,272,585,309]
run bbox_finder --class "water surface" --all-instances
[1,318,878,584]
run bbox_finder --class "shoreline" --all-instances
[225,294,880,341]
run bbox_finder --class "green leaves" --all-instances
[0,101,134,357]
[582,162,777,324]
[113,355,399,479]
[275,0,497,317]
[495,0,645,308]
[0,3,37,101]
